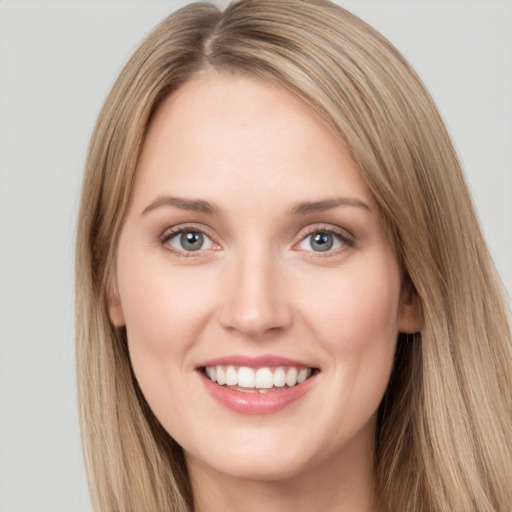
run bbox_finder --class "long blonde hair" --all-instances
[76,1,512,510]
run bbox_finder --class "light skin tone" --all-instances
[108,71,421,512]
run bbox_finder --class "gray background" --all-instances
[1,1,511,511]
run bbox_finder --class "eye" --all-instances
[297,229,350,253]
[164,229,215,253]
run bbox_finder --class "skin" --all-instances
[109,71,421,512]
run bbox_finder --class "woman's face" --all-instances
[109,72,419,485]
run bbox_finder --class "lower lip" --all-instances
[199,371,316,415]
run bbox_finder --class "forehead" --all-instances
[131,71,374,212]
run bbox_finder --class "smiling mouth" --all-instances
[201,365,318,393]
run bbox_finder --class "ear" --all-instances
[107,282,126,328]
[397,280,424,334]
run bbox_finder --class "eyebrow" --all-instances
[141,195,370,217]
[288,197,371,215]
[142,196,221,216]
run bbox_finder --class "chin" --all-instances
[184,432,322,483]
[229,456,310,482]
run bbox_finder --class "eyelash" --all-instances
[158,224,355,257]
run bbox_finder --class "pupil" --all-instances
[181,231,203,251]
[312,232,333,252]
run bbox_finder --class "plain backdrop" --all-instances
[0,1,511,511]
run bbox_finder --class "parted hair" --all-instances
[76,1,512,510]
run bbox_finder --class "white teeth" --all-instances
[204,364,314,389]
[225,365,237,386]
[255,368,273,388]
[286,367,298,387]
[216,367,226,385]
[297,368,310,383]
[238,367,256,388]
[273,367,286,387]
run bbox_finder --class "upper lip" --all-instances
[197,354,315,369]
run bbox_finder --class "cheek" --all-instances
[304,261,402,354]
[115,245,213,376]
[119,247,196,328]
[297,257,401,424]
[115,249,216,430]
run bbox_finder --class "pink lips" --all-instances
[197,354,317,415]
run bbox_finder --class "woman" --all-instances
[75,1,512,510]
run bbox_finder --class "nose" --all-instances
[218,248,293,339]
